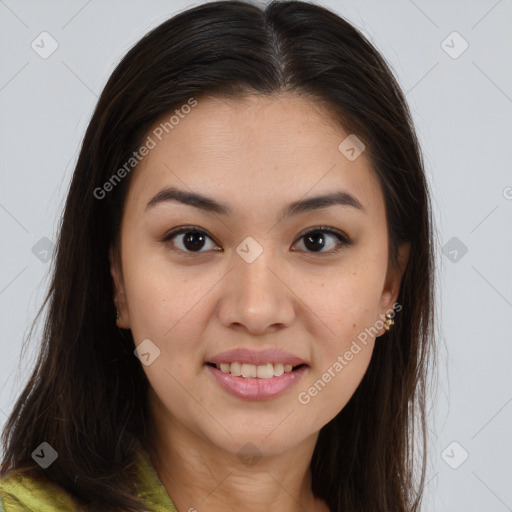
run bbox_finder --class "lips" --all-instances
[204,348,308,398]
[205,363,308,400]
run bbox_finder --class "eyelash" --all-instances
[160,225,351,256]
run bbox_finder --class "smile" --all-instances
[210,362,303,378]
[205,362,308,400]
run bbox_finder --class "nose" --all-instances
[217,246,296,335]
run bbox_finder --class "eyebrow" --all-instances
[145,186,365,218]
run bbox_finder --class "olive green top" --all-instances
[0,446,177,511]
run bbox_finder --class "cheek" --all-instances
[297,300,378,422]
[126,274,215,350]
[120,239,214,345]
[298,344,374,426]
[295,263,385,417]
[308,264,385,353]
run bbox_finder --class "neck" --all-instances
[143,408,329,512]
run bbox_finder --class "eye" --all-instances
[292,227,351,255]
[161,225,350,255]
[161,226,220,254]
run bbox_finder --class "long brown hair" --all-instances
[1,1,436,511]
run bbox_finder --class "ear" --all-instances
[378,241,410,335]
[109,246,130,329]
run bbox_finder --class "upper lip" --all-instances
[207,348,307,367]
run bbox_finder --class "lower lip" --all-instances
[205,364,308,400]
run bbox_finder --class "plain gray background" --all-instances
[1,1,511,510]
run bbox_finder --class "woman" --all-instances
[0,1,436,511]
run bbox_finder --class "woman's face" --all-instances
[111,93,408,457]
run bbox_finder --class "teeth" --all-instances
[215,362,297,378]
[273,363,284,376]
[230,361,242,376]
[256,363,274,379]
[241,363,257,378]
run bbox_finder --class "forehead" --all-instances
[125,93,384,219]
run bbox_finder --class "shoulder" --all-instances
[0,470,80,512]
[0,443,176,512]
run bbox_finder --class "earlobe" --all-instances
[109,246,130,329]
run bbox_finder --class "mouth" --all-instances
[204,360,309,400]
[204,348,309,399]
[205,361,308,379]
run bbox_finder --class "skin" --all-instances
[110,93,410,512]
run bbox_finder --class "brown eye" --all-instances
[162,227,220,254]
[293,227,350,254]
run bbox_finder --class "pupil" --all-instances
[304,231,325,252]
[181,231,327,252]
[184,231,205,251]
